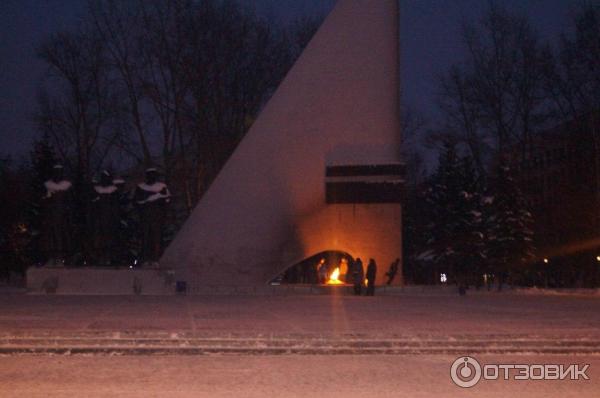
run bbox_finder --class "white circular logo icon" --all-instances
[451,356,482,388]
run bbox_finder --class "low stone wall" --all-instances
[184,284,460,296]
[26,269,599,296]
[26,267,176,295]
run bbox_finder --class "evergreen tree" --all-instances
[456,156,486,288]
[27,134,58,263]
[0,158,30,281]
[486,163,535,289]
[402,182,430,284]
[422,142,461,283]
[421,142,485,290]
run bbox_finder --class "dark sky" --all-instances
[0,0,578,158]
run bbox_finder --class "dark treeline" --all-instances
[0,0,320,282]
[3,1,600,289]
[404,2,600,290]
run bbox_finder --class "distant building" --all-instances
[511,113,600,286]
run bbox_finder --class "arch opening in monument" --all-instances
[270,250,355,285]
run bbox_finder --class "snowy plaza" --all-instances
[1,291,600,340]
[1,291,600,397]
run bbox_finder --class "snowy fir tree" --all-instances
[457,156,487,287]
[402,181,431,284]
[26,134,58,263]
[485,162,535,289]
[0,157,32,280]
[420,142,461,281]
[420,142,485,289]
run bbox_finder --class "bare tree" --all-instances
[36,28,120,183]
[401,105,429,186]
[437,3,553,172]
[549,4,600,243]
[36,25,127,258]
[89,0,153,165]
[37,0,318,223]
[549,4,600,117]
[136,0,193,208]
[178,0,300,203]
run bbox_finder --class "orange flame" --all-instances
[326,267,344,285]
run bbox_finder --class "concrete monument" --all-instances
[161,0,403,290]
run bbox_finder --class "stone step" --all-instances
[2,346,600,355]
[3,337,600,347]
[2,335,600,355]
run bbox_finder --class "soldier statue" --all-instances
[42,164,73,266]
[91,170,119,265]
[112,177,131,265]
[134,168,171,267]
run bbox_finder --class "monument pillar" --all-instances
[161,0,402,290]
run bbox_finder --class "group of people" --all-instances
[280,254,402,295]
[349,257,377,296]
[42,165,171,267]
[317,256,400,296]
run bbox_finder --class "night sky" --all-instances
[0,0,578,158]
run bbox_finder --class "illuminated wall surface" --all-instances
[161,0,402,287]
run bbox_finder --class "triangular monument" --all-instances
[161,0,403,290]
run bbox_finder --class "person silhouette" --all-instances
[366,258,377,296]
[385,258,400,285]
[352,258,364,295]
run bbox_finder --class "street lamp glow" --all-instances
[543,258,549,264]
[596,256,600,262]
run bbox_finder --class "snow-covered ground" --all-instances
[1,293,599,339]
[2,293,600,396]
[1,354,599,397]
